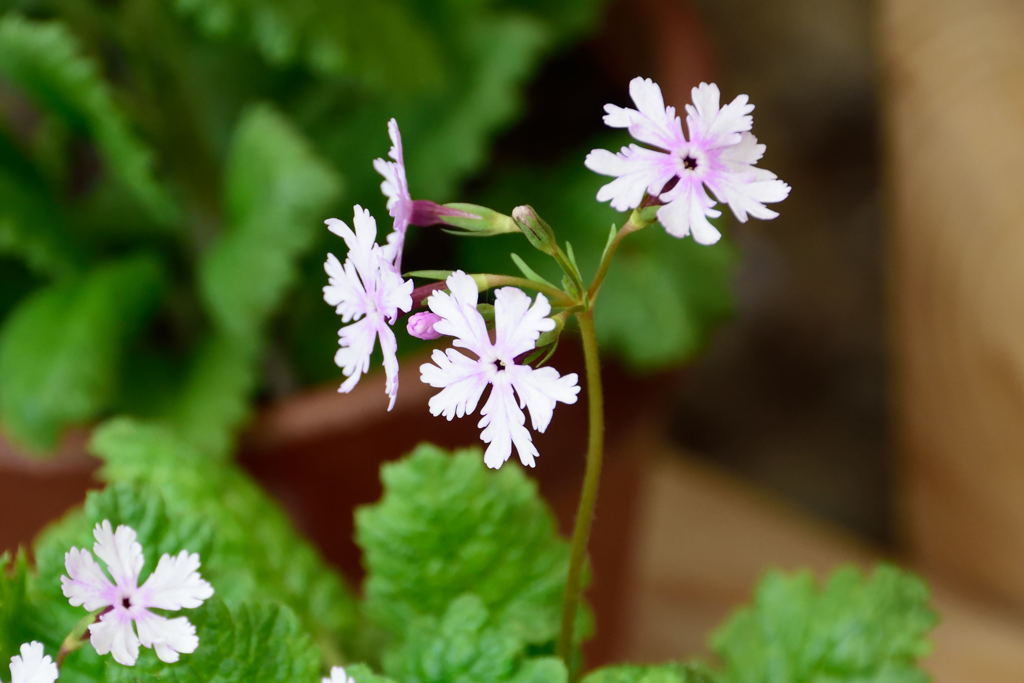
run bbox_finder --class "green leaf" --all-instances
[462,141,735,370]
[101,599,320,682]
[581,663,719,683]
[158,333,257,458]
[510,252,558,289]
[0,16,177,223]
[383,594,567,683]
[0,255,164,451]
[89,418,359,659]
[200,103,340,345]
[172,0,444,87]
[712,566,937,683]
[343,663,399,683]
[356,444,587,649]
[0,134,79,276]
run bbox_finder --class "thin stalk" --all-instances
[588,217,645,303]
[475,274,576,307]
[557,310,605,671]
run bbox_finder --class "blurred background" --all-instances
[1,0,1023,679]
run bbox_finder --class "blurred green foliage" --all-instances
[0,0,609,455]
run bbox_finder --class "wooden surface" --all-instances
[620,436,1024,681]
[881,0,1024,609]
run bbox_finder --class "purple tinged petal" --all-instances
[137,551,213,611]
[89,612,140,667]
[91,521,143,591]
[493,287,554,359]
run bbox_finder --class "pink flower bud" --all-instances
[407,312,443,340]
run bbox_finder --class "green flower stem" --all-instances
[589,218,643,303]
[475,274,576,307]
[56,611,97,665]
[557,309,605,671]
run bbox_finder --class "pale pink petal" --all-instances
[421,348,490,420]
[657,182,723,244]
[427,271,491,357]
[134,612,198,664]
[379,322,401,411]
[493,287,554,359]
[719,132,765,167]
[407,311,443,340]
[378,264,414,324]
[509,365,580,433]
[335,317,377,393]
[62,547,115,612]
[8,641,58,683]
[137,551,213,611]
[322,253,364,322]
[91,521,143,591]
[324,667,356,683]
[478,378,537,469]
[706,169,791,223]
[585,146,677,211]
[603,77,686,151]
[685,82,753,149]
[89,611,140,667]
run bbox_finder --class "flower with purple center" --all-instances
[323,666,355,683]
[420,271,580,469]
[61,521,213,667]
[585,77,790,244]
[323,205,413,410]
[4,642,58,683]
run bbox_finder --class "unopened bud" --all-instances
[406,312,443,340]
[438,203,518,236]
[512,205,557,255]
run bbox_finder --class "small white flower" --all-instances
[323,206,414,410]
[372,118,413,269]
[420,271,580,469]
[61,521,214,667]
[4,642,58,683]
[586,77,790,244]
[323,666,355,683]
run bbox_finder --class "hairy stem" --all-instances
[557,310,605,672]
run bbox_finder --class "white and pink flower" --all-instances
[4,642,58,683]
[420,271,580,469]
[586,77,790,244]
[61,521,213,667]
[323,206,414,410]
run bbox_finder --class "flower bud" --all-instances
[438,203,518,236]
[512,205,557,255]
[406,311,443,340]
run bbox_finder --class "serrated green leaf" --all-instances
[200,103,340,345]
[461,141,735,370]
[582,663,719,683]
[0,255,164,452]
[0,16,177,223]
[383,594,568,683]
[712,566,937,683]
[100,599,320,682]
[343,663,399,683]
[172,0,444,88]
[356,444,587,649]
[89,418,359,660]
